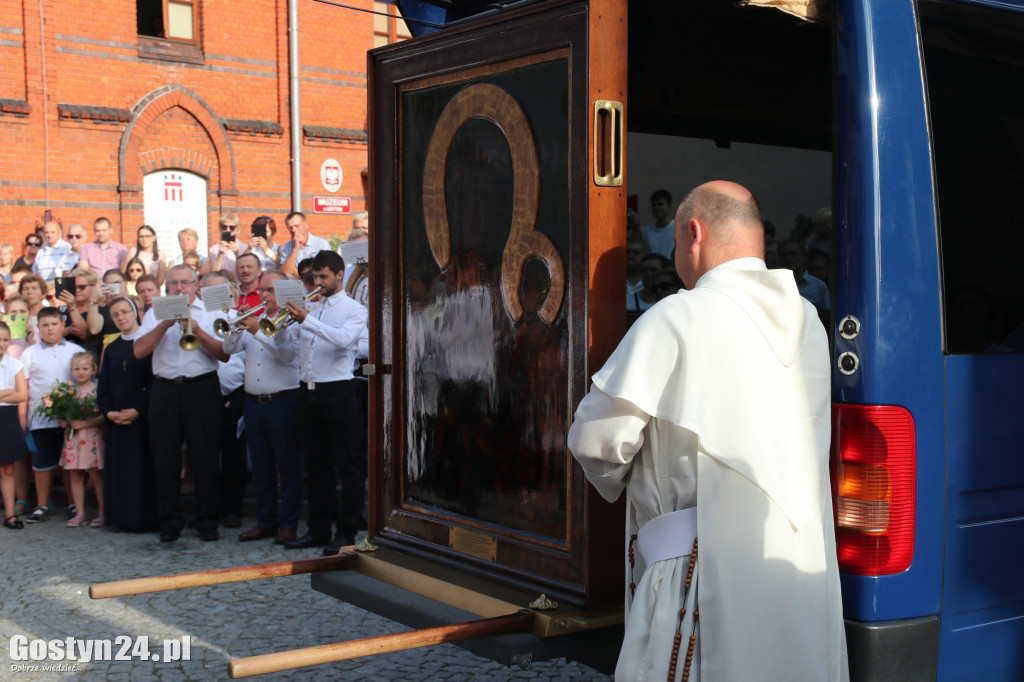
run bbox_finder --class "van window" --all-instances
[920,0,1024,354]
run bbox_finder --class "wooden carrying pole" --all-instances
[228,609,536,678]
[89,551,357,599]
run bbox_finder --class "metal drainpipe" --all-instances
[39,0,50,209]
[289,0,301,212]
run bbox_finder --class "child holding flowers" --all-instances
[59,352,105,527]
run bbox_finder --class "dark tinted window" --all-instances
[921,0,1024,353]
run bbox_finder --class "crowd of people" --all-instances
[0,210,371,557]
[626,189,833,327]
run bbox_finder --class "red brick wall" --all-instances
[0,0,373,253]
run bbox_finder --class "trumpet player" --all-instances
[281,250,369,555]
[133,264,228,543]
[223,271,302,544]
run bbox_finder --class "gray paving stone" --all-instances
[0,497,613,681]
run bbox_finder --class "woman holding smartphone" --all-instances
[247,215,280,268]
[124,225,167,286]
[57,268,105,360]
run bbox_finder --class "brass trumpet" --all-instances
[214,303,266,338]
[179,316,200,351]
[259,287,323,338]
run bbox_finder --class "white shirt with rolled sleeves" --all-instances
[135,297,220,379]
[223,320,300,395]
[33,239,77,281]
[218,350,246,397]
[288,290,367,384]
[20,338,85,429]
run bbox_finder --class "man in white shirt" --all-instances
[640,189,676,259]
[20,308,84,523]
[133,264,229,542]
[279,211,331,277]
[568,181,848,682]
[33,221,77,282]
[224,271,302,544]
[280,250,368,554]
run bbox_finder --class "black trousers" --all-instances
[219,387,247,516]
[296,380,363,539]
[149,374,223,533]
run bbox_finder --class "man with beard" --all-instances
[281,250,368,555]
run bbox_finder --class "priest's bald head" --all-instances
[674,181,764,289]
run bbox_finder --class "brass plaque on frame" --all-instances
[449,526,498,562]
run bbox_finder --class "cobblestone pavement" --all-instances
[0,491,614,682]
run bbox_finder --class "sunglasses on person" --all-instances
[220,223,239,230]
[68,234,85,240]
[26,240,42,247]
[76,284,92,291]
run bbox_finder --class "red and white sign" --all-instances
[313,196,352,214]
[320,158,343,193]
[163,173,184,201]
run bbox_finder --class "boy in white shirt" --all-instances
[20,307,84,522]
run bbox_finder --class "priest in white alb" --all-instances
[568,181,848,681]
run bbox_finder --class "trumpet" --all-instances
[178,315,200,351]
[213,303,266,338]
[259,287,323,338]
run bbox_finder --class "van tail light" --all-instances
[831,404,916,575]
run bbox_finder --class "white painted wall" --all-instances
[627,134,831,239]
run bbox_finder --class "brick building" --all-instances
[0,0,406,256]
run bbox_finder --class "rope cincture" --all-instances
[668,537,699,682]
[628,533,638,598]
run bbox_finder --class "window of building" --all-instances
[374,2,412,48]
[137,0,199,43]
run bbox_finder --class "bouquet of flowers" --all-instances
[36,381,98,438]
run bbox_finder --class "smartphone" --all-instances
[2,314,27,340]
[54,277,74,298]
[221,231,236,243]
[251,223,268,240]
[102,282,121,296]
